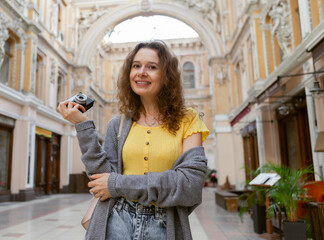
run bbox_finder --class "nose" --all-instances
[138,66,147,76]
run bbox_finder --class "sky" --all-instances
[105,15,199,43]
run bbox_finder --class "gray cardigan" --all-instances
[75,115,208,240]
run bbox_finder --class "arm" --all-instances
[183,132,202,152]
[57,100,118,174]
[75,117,120,175]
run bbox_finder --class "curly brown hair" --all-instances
[117,40,186,135]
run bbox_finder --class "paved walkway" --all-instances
[0,187,263,240]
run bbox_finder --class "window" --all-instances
[0,39,13,86]
[183,62,195,88]
[35,54,44,100]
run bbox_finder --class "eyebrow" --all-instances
[132,60,160,65]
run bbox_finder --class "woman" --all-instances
[57,41,209,240]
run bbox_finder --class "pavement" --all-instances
[0,187,264,240]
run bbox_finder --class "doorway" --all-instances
[277,96,314,180]
[242,122,259,181]
[34,131,60,195]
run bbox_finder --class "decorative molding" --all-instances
[214,64,228,85]
[49,58,56,84]
[0,12,10,68]
[5,0,27,17]
[139,0,153,13]
[78,6,109,46]
[30,40,38,93]
[178,0,221,33]
[50,3,59,35]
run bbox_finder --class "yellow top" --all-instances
[122,108,209,175]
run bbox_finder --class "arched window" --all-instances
[183,62,195,88]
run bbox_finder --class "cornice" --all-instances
[0,0,41,34]
[229,23,323,121]
[228,16,251,58]
[0,83,68,125]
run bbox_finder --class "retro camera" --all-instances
[67,92,94,112]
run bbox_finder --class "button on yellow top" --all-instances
[122,108,209,175]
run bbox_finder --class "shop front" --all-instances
[0,115,14,202]
[34,127,61,196]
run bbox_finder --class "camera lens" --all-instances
[75,93,87,104]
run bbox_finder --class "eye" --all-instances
[132,64,140,68]
[149,65,157,70]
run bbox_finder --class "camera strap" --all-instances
[117,114,125,142]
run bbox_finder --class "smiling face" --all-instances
[129,48,163,102]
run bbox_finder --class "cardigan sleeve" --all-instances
[75,117,119,175]
[108,146,208,208]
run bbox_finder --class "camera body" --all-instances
[68,92,94,112]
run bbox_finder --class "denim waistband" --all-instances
[114,197,166,217]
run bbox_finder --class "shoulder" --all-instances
[181,107,210,142]
[107,114,133,132]
[182,107,201,123]
[106,115,127,131]
[107,115,121,127]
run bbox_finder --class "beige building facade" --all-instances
[0,0,324,202]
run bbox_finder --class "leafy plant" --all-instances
[263,163,314,222]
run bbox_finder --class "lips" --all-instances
[135,81,151,85]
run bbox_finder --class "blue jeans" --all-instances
[106,198,167,240]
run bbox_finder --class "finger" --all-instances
[100,195,108,201]
[94,192,101,199]
[90,174,105,179]
[89,186,99,194]
[88,180,98,191]
[57,100,68,112]
[60,100,70,105]
[67,101,75,109]
[88,181,94,188]
[75,104,86,113]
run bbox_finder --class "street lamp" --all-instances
[309,80,324,96]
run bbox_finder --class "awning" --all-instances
[314,131,324,152]
[36,127,52,138]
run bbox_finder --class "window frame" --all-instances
[183,61,195,89]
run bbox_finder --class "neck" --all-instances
[141,98,159,116]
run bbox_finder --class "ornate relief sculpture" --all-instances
[180,0,221,33]
[215,64,228,85]
[50,3,59,35]
[139,0,153,12]
[6,0,27,16]
[78,6,109,45]
[269,0,291,58]
[0,13,10,68]
[261,0,292,59]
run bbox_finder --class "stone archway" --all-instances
[75,1,224,65]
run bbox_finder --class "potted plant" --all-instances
[263,163,313,240]
[239,166,268,234]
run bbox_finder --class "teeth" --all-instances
[136,81,150,84]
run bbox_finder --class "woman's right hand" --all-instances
[57,100,89,124]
